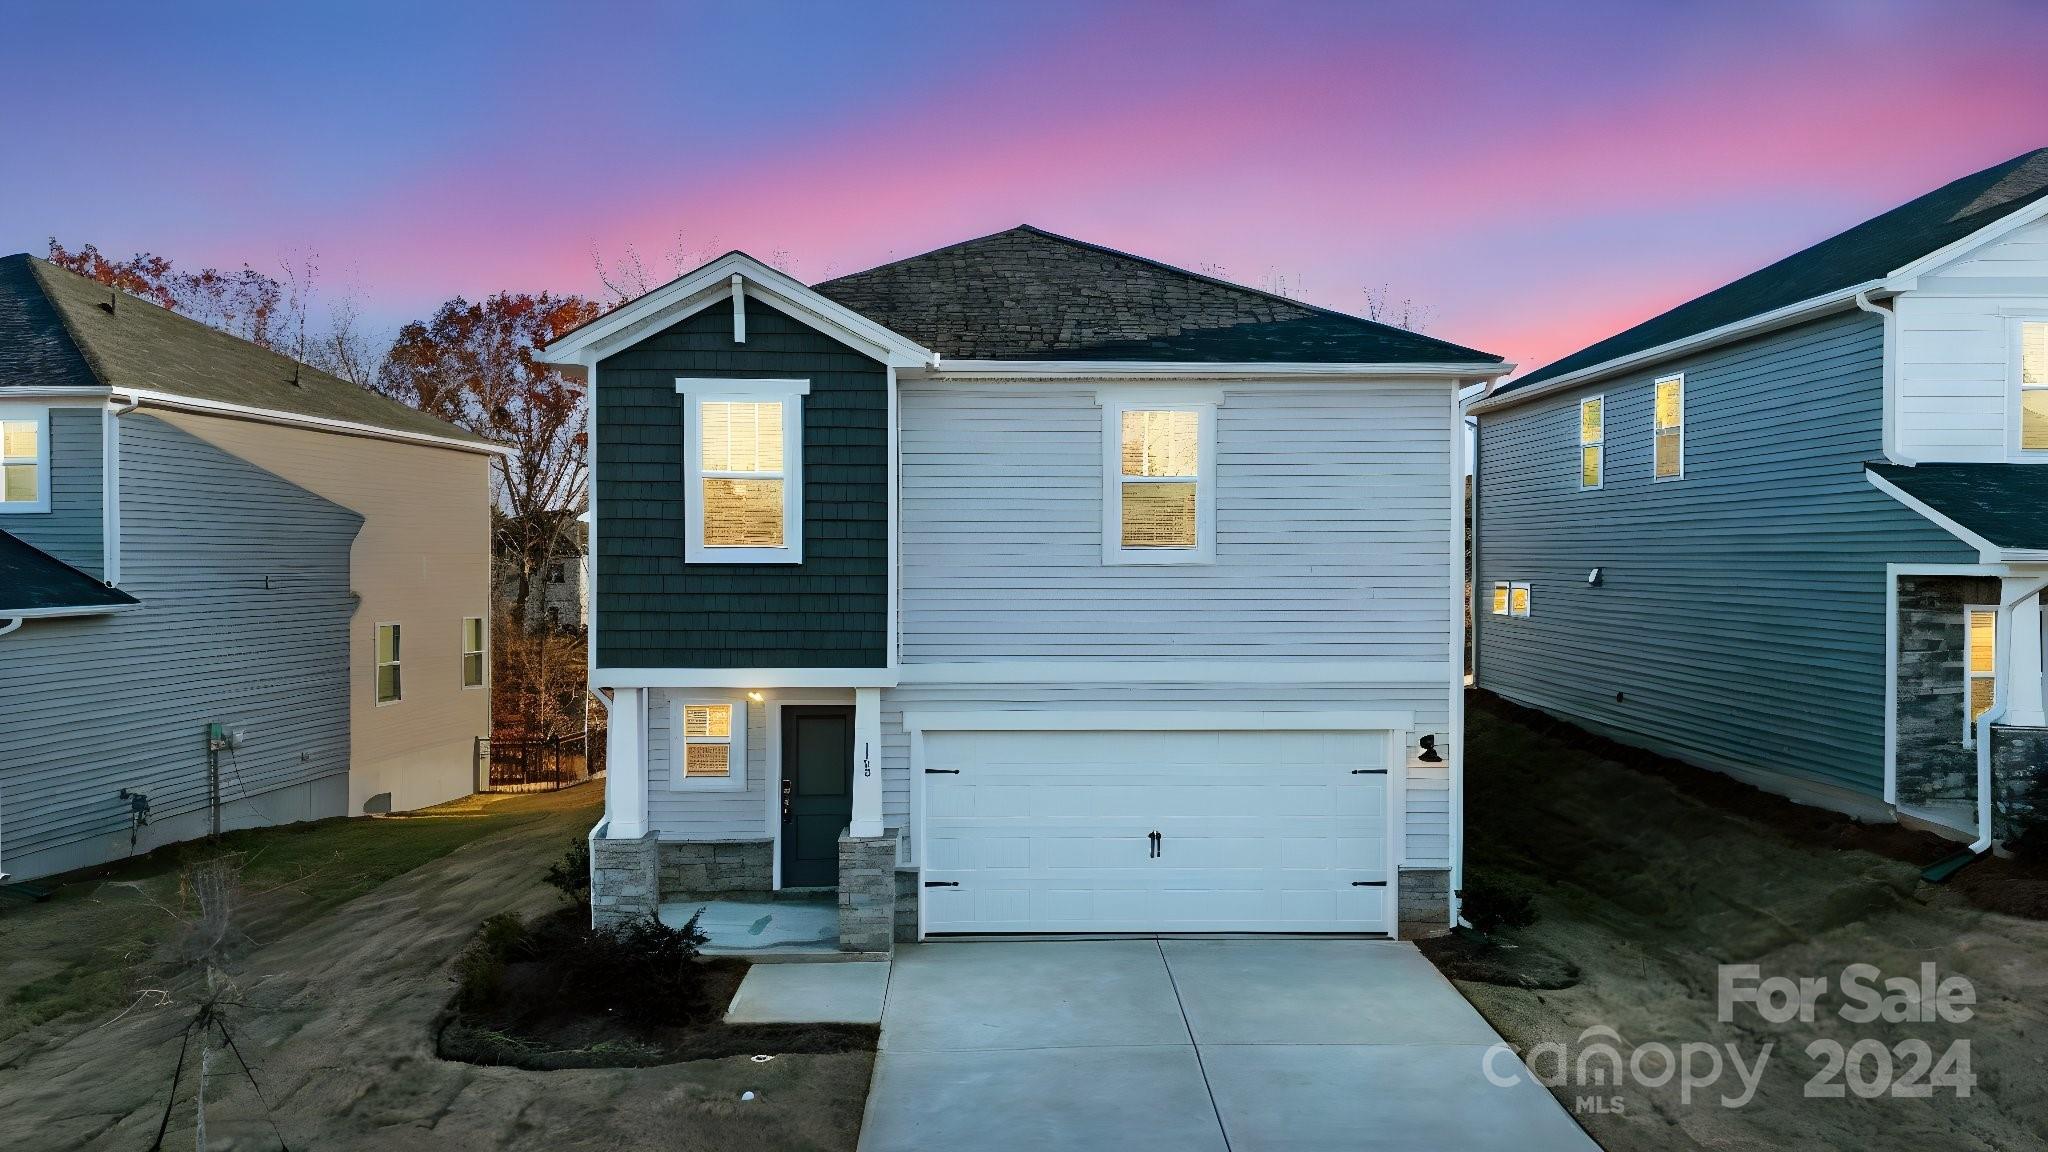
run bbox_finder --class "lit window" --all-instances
[2022,321,2048,452]
[376,623,402,704]
[1105,400,1213,564]
[0,406,49,512]
[1654,375,1684,479]
[1965,608,1996,744]
[1510,583,1532,618]
[1579,397,1603,489]
[680,380,807,563]
[461,617,485,688]
[672,699,746,790]
[1491,582,1510,615]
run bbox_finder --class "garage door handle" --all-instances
[1351,881,1386,887]
[1148,830,1161,858]
[924,881,959,888]
[924,768,960,774]
[1351,769,1388,775]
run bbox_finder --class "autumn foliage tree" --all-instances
[47,239,308,352]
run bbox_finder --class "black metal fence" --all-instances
[475,731,605,793]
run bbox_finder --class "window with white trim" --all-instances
[671,699,747,791]
[1510,582,1532,618]
[1578,397,1603,489]
[376,623,402,704]
[2021,320,2048,452]
[1104,399,1214,564]
[1965,607,1996,744]
[0,405,50,513]
[461,617,485,688]
[1654,375,1685,480]
[1491,582,1510,615]
[678,378,808,564]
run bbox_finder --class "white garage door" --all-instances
[920,727,1394,935]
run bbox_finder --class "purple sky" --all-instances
[5,1,2045,374]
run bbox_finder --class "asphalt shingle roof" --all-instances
[1868,462,2048,552]
[0,254,487,447]
[814,225,1500,364]
[1503,148,2048,395]
[0,530,139,614]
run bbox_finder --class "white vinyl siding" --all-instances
[900,381,1456,661]
[375,623,401,704]
[1654,375,1685,479]
[1578,396,1603,489]
[1891,218,2048,462]
[0,405,50,512]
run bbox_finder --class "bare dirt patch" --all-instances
[1442,691,2048,1152]
[0,784,875,1151]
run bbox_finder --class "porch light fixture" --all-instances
[1417,735,1444,763]
[1588,567,1603,587]
[747,691,765,703]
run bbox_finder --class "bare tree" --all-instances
[1362,283,1436,332]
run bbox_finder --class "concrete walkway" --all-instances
[858,939,1597,1152]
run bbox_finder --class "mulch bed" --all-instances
[437,911,878,1070]
[1472,688,2048,920]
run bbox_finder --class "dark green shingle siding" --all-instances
[595,297,887,668]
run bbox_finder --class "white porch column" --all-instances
[850,687,884,838]
[606,687,650,838]
[2007,585,2047,728]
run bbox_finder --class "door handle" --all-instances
[781,777,793,823]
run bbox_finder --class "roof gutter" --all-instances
[1468,281,1885,417]
[109,388,510,457]
[915,360,1514,382]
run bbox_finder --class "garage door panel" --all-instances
[922,727,1394,935]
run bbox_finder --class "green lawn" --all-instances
[0,784,600,1044]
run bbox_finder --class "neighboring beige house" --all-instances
[0,253,497,880]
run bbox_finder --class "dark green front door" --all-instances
[781,706,854,888]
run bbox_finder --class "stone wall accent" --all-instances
[894,867,921,943]
[658,839,772,896]
[1896,575,2002,809]
[837,831,897,953]
[591,830,660,929]
[1399,868,1450,936]
[1992,726,2048,842]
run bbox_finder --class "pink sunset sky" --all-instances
[5,0,2046,375]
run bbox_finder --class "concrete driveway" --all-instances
[858,939,1596,1152]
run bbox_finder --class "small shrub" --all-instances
[1461,875,1538,937]
[544,838,592,908]
[452,912,529,1011]
[553,912,711,1027]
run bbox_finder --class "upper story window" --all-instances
[1510,582,1532,617]
[461,617,485,689]
[1103,398,1215,564]
[1578,397,1604,489]
[2021,320,2047,453]
[1654,375,1685,480]
[671,699,746,791]
[376,623,402,704]
[1491,582,1510,615]
[1965,607,1996,744]
[0,405,50,513]
[678,378,808,564]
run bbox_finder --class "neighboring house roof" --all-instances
[814,225,1501,364]
[1866,462,2048,556]
[0,254,492,450]
[0,530,139,616]
[1498,148,2048,397]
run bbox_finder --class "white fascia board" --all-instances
[539,252,932,369]
[1468,283,1884,417]
[913,360,1512,382]
[117,389,507,456]
[901,709,1417,734]
[1863,468,2007,561]
[897,660,1452,686]
[592,667,899,689]
[0,386,112,404]
[1883,195,2048,289]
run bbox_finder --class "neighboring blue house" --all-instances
[0,254,497,882]
[1471,149,2048,849]
[542,226,1512,945]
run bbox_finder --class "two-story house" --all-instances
[0,254,496,882]
[542,226,1510,946]
[1472,149,2048,855]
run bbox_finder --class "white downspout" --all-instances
[103,393,141,586]
[1854,292,1915,466]
[1972,574,2048,852]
